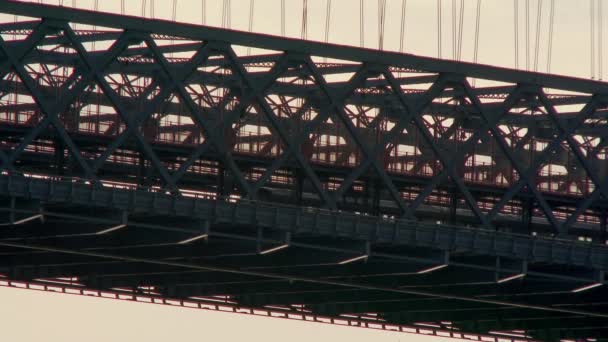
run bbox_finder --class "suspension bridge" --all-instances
[0,1,607,341]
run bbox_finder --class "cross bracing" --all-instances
[0,1,607,341]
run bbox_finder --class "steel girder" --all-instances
[0,2,608,340]
[0,7,606,237]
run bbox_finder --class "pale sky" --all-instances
[0,286,459,342]
[0,1,605,341]
[10,0,606,79]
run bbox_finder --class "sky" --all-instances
[9,0,605,79]
[0,1,605,341]
[0,285,458,342]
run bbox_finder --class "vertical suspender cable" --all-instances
[599,0,603,79]
[249,0,255,33]
[92,0,99,50]
[515,0,519,69]
[248,0,255,32]
[150,0,155,19]
[172,0,177,21]
[452,0,456,59]
[525,0,530,70]
[378,0,386,50]
[547,0,555,73]
[474,0,482,64]
[202,0,206,25]
[121,0,125,15]
[72,0,78,28]
[360,0,365,47]
[141,0,146,17]
[281,0,286,36]
[472,0,481,86]
[171,0,177,58]
[534,0,542,71]
[400,0,407,52]
[228,0,232,28]
[247,0,255,55]
[324,0,332,43]
[438,0,442,58]
[222,0,227,28]
[324,0,332,62]
[457,0,465,60]
[302,0,308,40]
[591,0,596,79]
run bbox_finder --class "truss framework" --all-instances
[0,2,607,341]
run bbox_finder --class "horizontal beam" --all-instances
[1,175,607,271]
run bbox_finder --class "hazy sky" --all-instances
[9,0,607,80]
[4,0,607,80]
[0,286,459,342]
[0,1,605,341]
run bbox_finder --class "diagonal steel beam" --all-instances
[223,50,336,207]
[485,90,602,235]
[331,72,450,218]
[0,24,104,179]
[305,61,410,214]
[142,37,252,195]
[250,62,371,203]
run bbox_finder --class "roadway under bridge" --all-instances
[0,2,607,341]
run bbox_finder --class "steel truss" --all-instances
[0,2,607,341]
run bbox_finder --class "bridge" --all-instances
[0,1,607,341]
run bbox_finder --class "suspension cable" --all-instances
[141,0,146,17]
[474,0,482,64]
[472,0,482,87]
[452,0,456,59]
[302,0,308,40]
[222,0,231,29]
[324,0,332,43]
[249,0,255,33]
[360,0,365,47]
[400,0,407,52]
[515,0,519,69]
[599,0,604,79]
[170,0,177,59]
[72,0,77,29]
[281,0,286,36]
[229,0,232,28]
[378,0,386,50]
[150,0,155,19]
[547,0,555,73]
[533,0,542,71]
[526,0,530,70]
[172,0,177,21]
[457,0,465,60]
[92,0,99,50]
[247,0,255,55]
[591,0,596,79]
[437,0,442,58]
[121,0,125,15]
[202,0,206,25]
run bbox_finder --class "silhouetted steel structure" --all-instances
[0,2,606,341]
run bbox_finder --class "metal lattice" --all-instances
[0,2,607,340]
